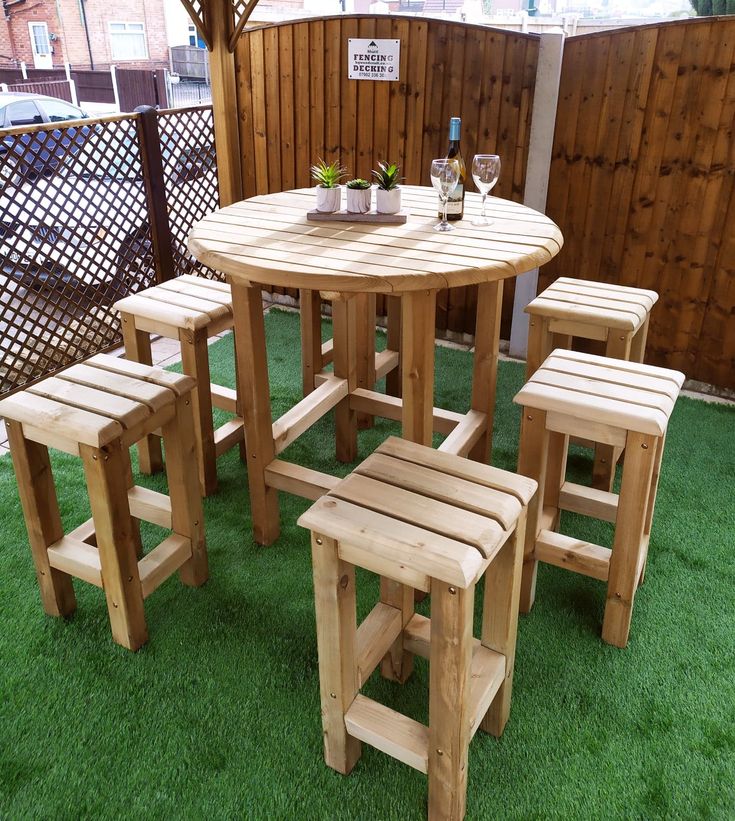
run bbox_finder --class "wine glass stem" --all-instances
[443,194,448,226]
[482,192,487,221]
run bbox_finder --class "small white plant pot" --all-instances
[346,187,371,214]
[315,185,341,213]
[376,187,401,214]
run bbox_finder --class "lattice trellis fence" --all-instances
[0,105,220,396]
[158,106,221,281]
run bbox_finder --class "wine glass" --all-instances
[471,154,501,226]
[430,158,460,232]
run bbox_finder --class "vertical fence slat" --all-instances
[249,29,269,194]
[235,35,257,198]
[294,22,311,189]
[403,19,428,185]
[279,24,296,191]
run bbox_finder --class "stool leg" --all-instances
[356,292,377,430]
[6,423,76,617]
[162,393,209,588]
[122,446,143,560]
[480,509,526,737]
[593,331,634,491]
[525,316,553,379]
[180,327,218,497]
[629,315,650,364]
[428,581,474,821]
[385,295,402,398]
[469,280,503,464]
[120,313,163,476]
[300,289,323,397]
[81,441,147,651]
[602,431,657,648]
[639,433,666,586]
[517,406,550,613]
[380,577,414,683]
[311,533,361,774]
[544,430,568,533]
[333,296,358,463]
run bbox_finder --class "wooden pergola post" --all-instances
[179,0,261,205]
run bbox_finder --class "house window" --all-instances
[109,22,148,61]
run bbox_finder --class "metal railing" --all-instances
[0,104,219,395]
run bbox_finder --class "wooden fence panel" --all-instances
[71,69,116,104]
[234,16,539,336]
[545,17,735,388]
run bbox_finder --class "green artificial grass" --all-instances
[1,308,734,819]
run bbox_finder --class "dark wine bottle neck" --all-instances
[447,140,461,156]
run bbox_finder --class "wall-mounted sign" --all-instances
[348,39,400,82]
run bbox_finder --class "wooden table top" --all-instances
[187,186,563,294]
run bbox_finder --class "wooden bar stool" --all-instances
[298,437,536,820]
[0,354,208,651]
[525,277,658,490]
[514,349,684,648]
[114,274,244,497]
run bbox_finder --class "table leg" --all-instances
[469,280,503,464]
[385,295,402,398]
[300,288,323,397]
[230,280,280,546]
[355,292,376,430]
[401,289,436,446]
[332,296,358,463]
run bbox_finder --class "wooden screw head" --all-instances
[316,537,323,545]
[448,586,457,595]
[642,443,649,449]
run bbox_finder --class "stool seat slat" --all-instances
[88,355,196,397]
[300,496,487,590]
[331,472,505,560]
[515,379,670,436]
[355,452,522,531]
[540,355,682,400]
[28,377,151,430]
[526,295,645,330]
[555,276,658,306]
[139,289,233,322]
[527,370,676,418]
[58,364,175,411]
[375,436,537,504]
[0,391,123,448]
[177,273,231,294]
[547,348,684,387]
[113,294,213,331]
[550,280,658,309]
[156,278,234,307]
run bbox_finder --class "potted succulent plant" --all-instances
[372,161,402,214]
[311,158,346,212]
[345,178,372,214]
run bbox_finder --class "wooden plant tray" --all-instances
[307,209,409,224]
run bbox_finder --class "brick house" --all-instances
[0,0,169,70]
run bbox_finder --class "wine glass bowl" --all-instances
[430,158,460,232]
[471,154,501,226]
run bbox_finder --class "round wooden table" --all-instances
[188,185,562,545]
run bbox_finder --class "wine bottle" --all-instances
[441,116,465,221]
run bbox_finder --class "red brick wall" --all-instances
[1,0,168,70]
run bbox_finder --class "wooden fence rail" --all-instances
[230,15,735,389]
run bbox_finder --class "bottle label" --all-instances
[445,183,464,215]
